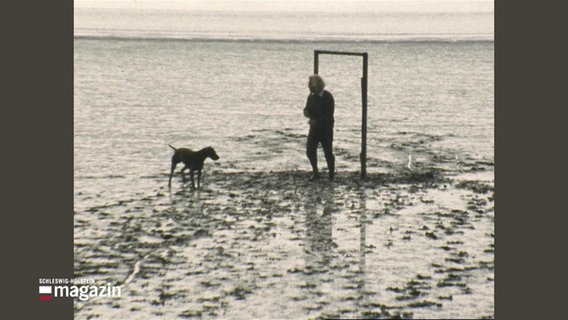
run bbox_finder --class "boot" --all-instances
[309,170,320,181]
[327,158,335,181]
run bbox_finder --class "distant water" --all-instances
[74,1,494,42]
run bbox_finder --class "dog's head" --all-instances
[205,146,220,161]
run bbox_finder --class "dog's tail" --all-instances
[168,144,177,151]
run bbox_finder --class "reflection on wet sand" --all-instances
[304,185,336,268]
[74,171,494,319]
[301,184,375,314]
[357,186,368,302]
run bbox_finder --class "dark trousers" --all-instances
[306,127,335,175]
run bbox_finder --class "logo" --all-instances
[38,278,121,301]
[39,285,53,301]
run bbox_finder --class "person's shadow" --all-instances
[304,185,336,270]
[301,184,372,308]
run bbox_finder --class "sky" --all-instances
[74,0,492,2]
[74,0,494,13]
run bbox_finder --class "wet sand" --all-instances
[74,166,494,319]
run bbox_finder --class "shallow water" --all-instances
[74,38,494,204]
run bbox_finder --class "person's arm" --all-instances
[328,93,335,118]
[322,92,335,124]
[303,95,312,118]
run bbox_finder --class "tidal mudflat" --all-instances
[74,166,494,319]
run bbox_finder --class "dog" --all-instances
[168,145,220,188]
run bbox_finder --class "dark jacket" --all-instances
[303,90,335,132]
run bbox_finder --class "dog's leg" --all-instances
[197,170,202,188]
[190,170,199,189]
[168,162,177,186]
[189,169,195,188]
[181,166,188,182]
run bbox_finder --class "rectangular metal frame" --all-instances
[314,50,369,179]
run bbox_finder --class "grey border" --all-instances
[5,0,74,318]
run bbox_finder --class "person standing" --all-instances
[303,74,335,181]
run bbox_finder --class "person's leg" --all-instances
[306,135,320,180]
[321,132,335,181]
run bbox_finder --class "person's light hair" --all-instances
[309,74,326,93]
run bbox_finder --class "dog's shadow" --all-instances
[166,184,216,216]
[168,181,213,196]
